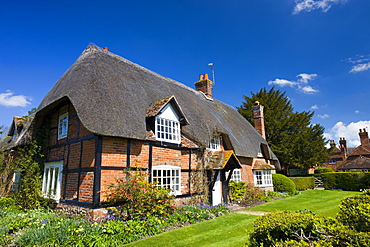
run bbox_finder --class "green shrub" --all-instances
[314,167,333,174]
[337,192,370,232]
[272,174,296,195]
[322,172,370,191]
[249,210,370,247]
[290,177,315,191]
[228,181,246,202]
[0,197,15,208]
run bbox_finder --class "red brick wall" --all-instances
[99,137,200,201]
[46,103,96,203]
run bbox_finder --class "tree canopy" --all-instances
[238,87,329,171]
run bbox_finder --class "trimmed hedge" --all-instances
[321,172,370,191]
[290,177,315,191]
[314,167,333,174]
[272,174,296,195]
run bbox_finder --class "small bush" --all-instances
[314,167,333,174]
[245,184,265,200]
[272,174,296,195]
[290,177,315,191]
[228,181,246,202]
[0,197,15,208]
[337,192,370,232]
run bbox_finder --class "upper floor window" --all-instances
[58,113,68,140]
[230,169,241,182]
[155,105,180,144]
[254,170,272,187]
[207,135,221,151]
[152,165,181,195]
[328,159,337,164]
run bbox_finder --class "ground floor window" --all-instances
[11,169,21,191]
[254,170,272,187]
[42,161,63,201]
[152,165,181,195]
[230,169,241,182]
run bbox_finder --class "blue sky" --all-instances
[1,0,370,147]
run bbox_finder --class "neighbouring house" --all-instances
[326,128,370,172]
[4,45,280,215]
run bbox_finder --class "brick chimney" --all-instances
[339,137,348,160]
[329,140,336,149]
[195,73,213,98]
[359,128,370,146]
[252,101,266,139]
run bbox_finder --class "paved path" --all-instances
[235,210,266,216]
[229,205,267,216]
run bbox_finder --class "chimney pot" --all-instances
[103,47,109,51]
[194,73,213,98]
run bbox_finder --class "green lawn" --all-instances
[126,213,257,247]
[249,190,359,217]
[126,190,360,246]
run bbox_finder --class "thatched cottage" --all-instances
[5,45,279,215]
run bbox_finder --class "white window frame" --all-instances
[155,105,180,144]
[207,135,221,151]
[58,113,68,140]
[230,168,242,182]
[152,165,181,195]
[11,169,21,191]
[42,161,63,201]
[254,170,273,187]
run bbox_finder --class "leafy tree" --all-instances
[238,87,329,171]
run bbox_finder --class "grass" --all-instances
[250,189,360,217]
[127,190,360,246]
[126,213,258,247]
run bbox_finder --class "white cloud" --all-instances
[293,0,347,14]
[311,105,319,110]
[0,90,31,107]
[268,73,319,94]
[318,114,329,119]
[299,85,319,94]
[355,110,360,114]
[350,62,370,73]
[324,120,370,147]
[268,78,297,87]
[297,73,318,83]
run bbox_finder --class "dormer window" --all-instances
[207,135,221,151]
[58,113,68,140]
[155,104,180,144]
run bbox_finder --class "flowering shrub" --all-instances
[105,170,176,219]
[0,203,230,246]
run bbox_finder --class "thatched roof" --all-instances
[37,45,279,167]
[1,116,34,150]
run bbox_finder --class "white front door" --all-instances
[212,172,222,206]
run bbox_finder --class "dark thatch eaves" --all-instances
[37,45,280,169]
